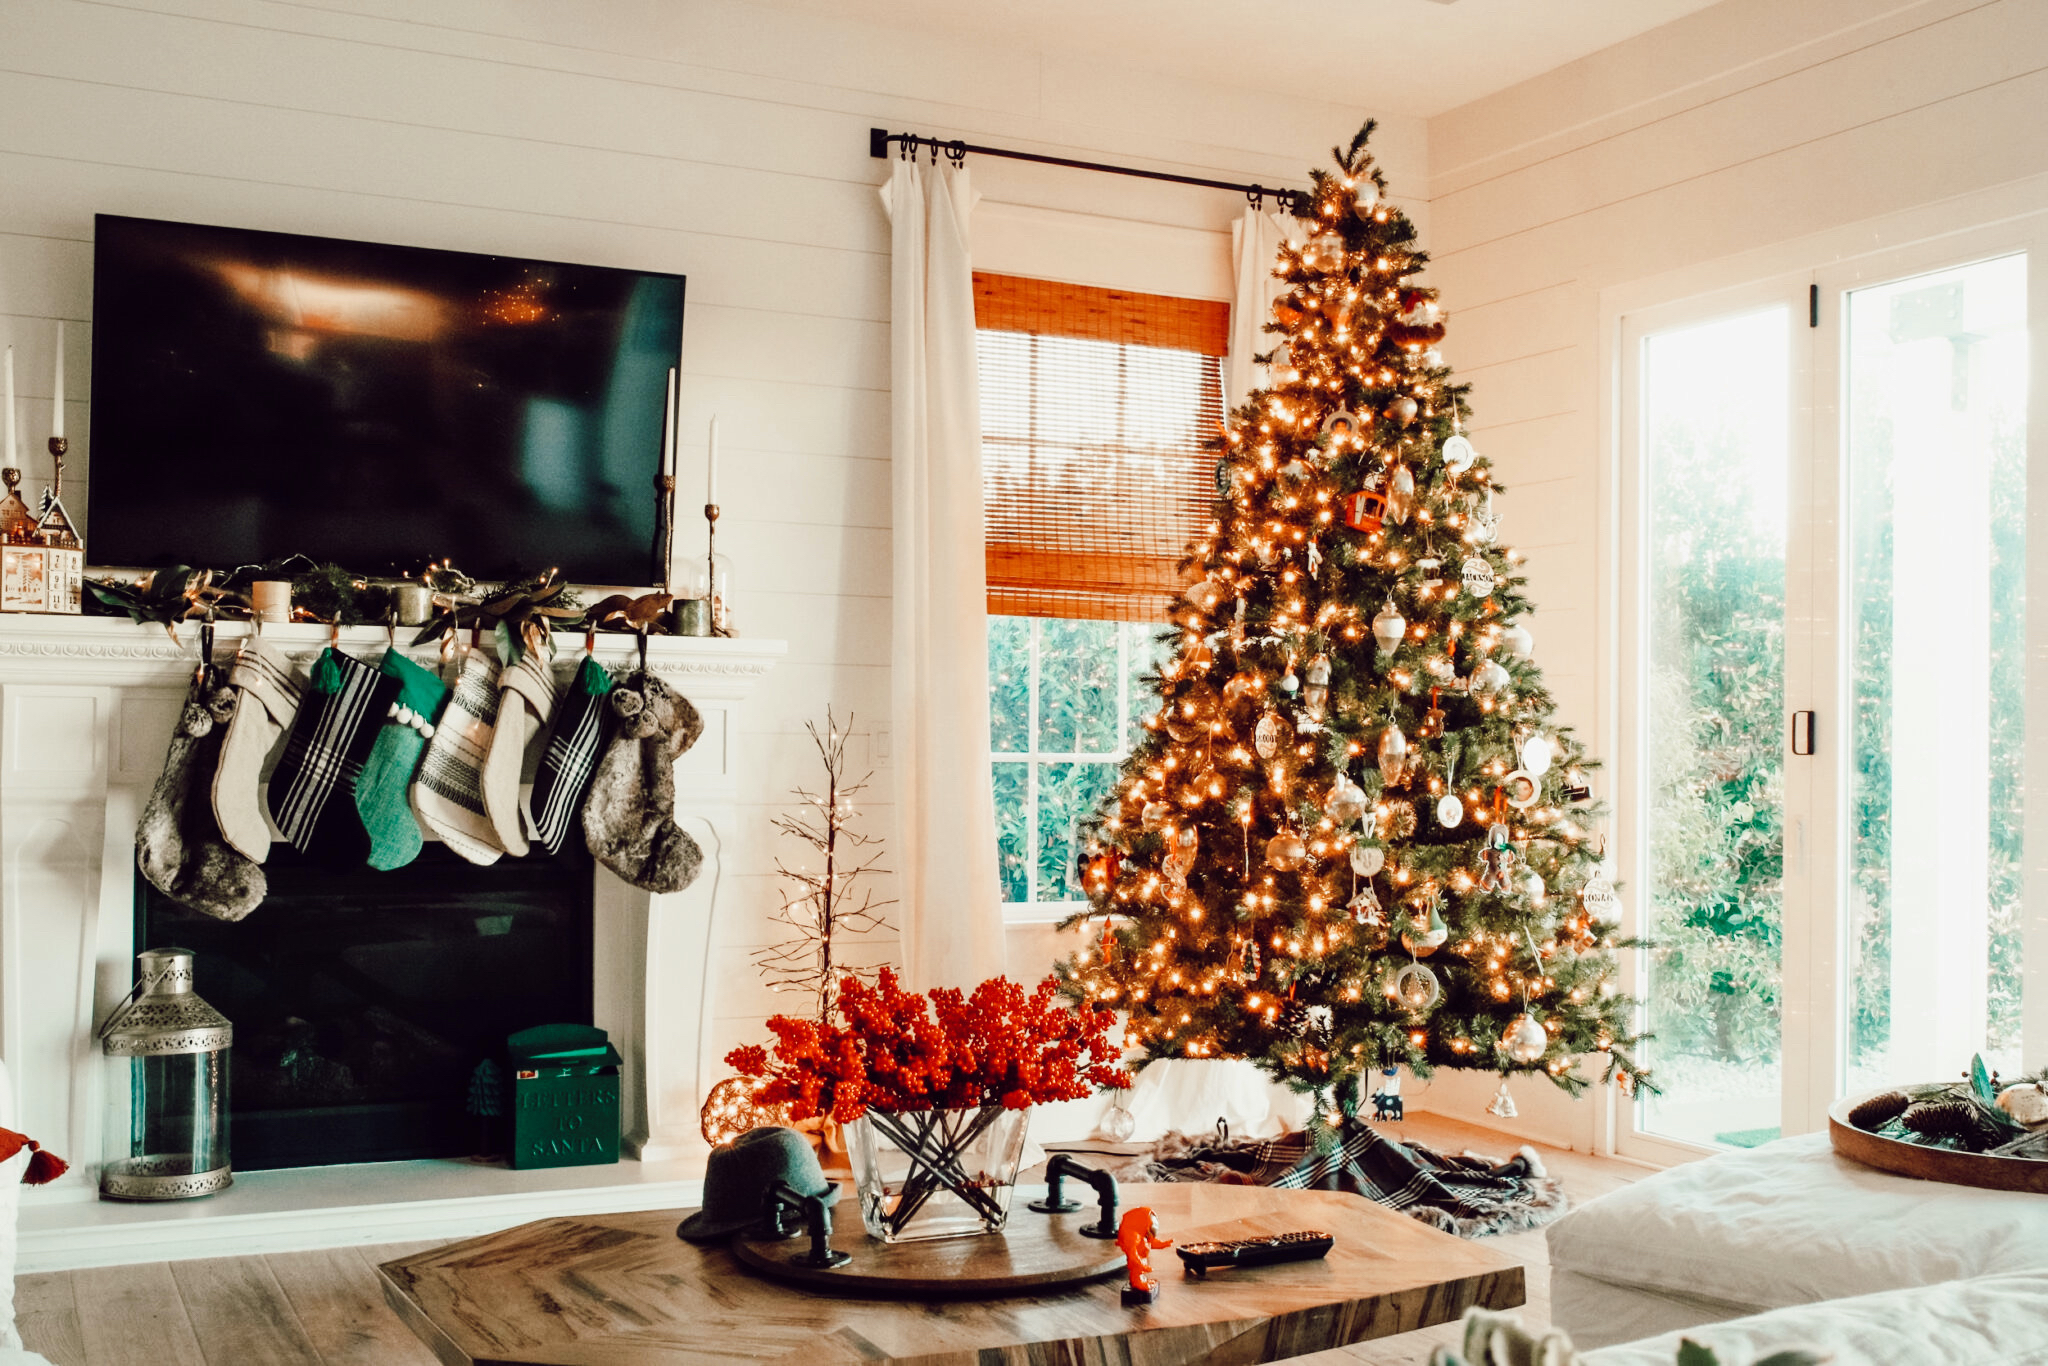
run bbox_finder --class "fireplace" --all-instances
[137,842,596,1171]
[0,616,784,1270]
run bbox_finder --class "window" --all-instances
[976,274,1226,918]
[1615,220,2048,1162]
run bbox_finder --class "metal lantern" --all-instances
[98,948,232,1201]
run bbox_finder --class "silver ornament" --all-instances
[1377,724,1409,785]
[1394,962,1441,1014]
[1351,180,1380,218]
[1580,867,1621,919]
[1265,830,1308,871]
[1441,433,1476,475]
[1388,395,1419,425]
[1462,556,1497,597]
[1502,1013,1548,1064]
[1502,621,1533,659]
[1328,773,1369,826]
[1101,1098,1138,1142]
[1525,869,1547,904]
[1472,658,1511,696]
[1304,233,1347,272]
[1350,844,1385,877]
[1372,599,1407,658]
[1436,793,1464,829]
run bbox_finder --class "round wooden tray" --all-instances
[732,1206,1127,1297]
[1828,1088,2048,1195]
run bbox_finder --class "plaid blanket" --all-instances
[1114,1120,1567,1238]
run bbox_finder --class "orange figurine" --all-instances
[1116,1206,1174,1306]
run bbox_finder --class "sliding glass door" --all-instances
[1619,223,2048,1159]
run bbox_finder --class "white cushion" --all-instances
[1549,1132,2048,1346]
[1584,1271,2048,1366]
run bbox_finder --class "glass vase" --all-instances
[845,1104,1030,1242]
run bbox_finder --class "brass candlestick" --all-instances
[706,503,731,637]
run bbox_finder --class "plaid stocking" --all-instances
[529,653,615,857]
[411,651,504,866]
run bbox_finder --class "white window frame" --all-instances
[1601,191,2048,1164]
[992,616,1156,924]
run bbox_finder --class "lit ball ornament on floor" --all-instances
[700,1076,787,1147]
[1502,1013,1549,1065]
[1393,961,1441,1014]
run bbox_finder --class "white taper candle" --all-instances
[660,367,676,477]
[3,347,15,467]
[707,415,720,506]
[51,322,64,441]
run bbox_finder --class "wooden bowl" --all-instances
[1828,1089,2048,1195]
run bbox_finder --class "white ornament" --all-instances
[1487,1080,1518,1118]
[1525,869,1547,904]
[1386,464,1416,526]
[1372,599,1407,657]
[1255,710,1285,759]
[1581,866,1621,919]
[1472,658,1511,696]
[1394,962,1441,1014]
[1436,793,1464,829]
[1502,1013,1548,1064]
[1351,180,1381,218]
[1502,621,1533,659]
[1350,844,1385,877]
[1462,556,1497,597]
[1473,489,1500,544]
[1520,734,1554,778]
[1440,434,1477,475]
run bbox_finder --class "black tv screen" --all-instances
[88,214,684,584]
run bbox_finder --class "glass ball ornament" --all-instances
[1388,395,1420,425]
[1100,1093,1138,1142]
[1393,961,1442,1014]
[701,1076,787,1147]
[1350,843,1385,877]
[1303,232,1347,272]
[1377,724,1409,784]
[1372,599,1407,657]
[1328,773,1369,826]
[1502,1013,1549,1064]
[1265,830,1308,871]
[1502,621,1534,659]
[1441,433,1477,475]
[1224,672,1257,705]
[1351,179,1381,218]
[1472,659,1511,696]
[1526,869,1547,904]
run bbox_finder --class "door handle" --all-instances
[1792,710,1816,756]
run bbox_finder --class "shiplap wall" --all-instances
[1419,0,2048,1148]
[0,0,1426,1098]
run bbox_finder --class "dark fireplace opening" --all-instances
[137,841,594,1171]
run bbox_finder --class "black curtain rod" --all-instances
[869,128,1316,217]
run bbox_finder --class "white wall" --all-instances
[0,0,1426,1104]
[1418,0,2048,1149]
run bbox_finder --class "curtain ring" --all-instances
[945,141,966,167]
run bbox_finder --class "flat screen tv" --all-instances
[88,214,685,584]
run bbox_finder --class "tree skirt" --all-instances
[1104,1119,1567,1238]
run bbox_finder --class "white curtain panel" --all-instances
[881,159,1007,994]
[1226,206,1305,410]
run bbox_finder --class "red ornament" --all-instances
[1344,488,1387,533]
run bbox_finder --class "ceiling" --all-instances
[765,0,1729,119]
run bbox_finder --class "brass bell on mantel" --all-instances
[97,948,233,1201]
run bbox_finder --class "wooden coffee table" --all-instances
[379,1181,1524,1365]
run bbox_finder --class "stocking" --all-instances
[582,670,704,893]
[138,669,266,921]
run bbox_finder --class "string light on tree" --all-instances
[1053,123,1650,1120]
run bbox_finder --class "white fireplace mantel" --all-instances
[0,614,783,1270]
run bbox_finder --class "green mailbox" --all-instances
[508,1024,621,1170]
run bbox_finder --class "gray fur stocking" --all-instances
[582,671,704,893]
[137,671,267,921]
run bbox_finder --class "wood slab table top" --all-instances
[377,1182,1524,1366]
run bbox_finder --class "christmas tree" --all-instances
[1058,125,1649,1115]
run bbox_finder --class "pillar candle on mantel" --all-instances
[3,346,15,466]
[52,322,64,441]
[707,416,719,506]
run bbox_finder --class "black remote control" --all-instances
[1174,1229,1334,1277]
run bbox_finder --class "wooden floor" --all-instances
[17,1113,1644,1366]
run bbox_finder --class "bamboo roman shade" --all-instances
[976,273,1228,622]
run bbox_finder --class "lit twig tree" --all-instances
[1058,124,1649,1118]
[755,709,894,1021]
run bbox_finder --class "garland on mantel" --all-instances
[84,558,677,649]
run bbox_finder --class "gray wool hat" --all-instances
[676,1126,840,1243]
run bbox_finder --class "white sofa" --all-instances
[1548,1132,2048,1352]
